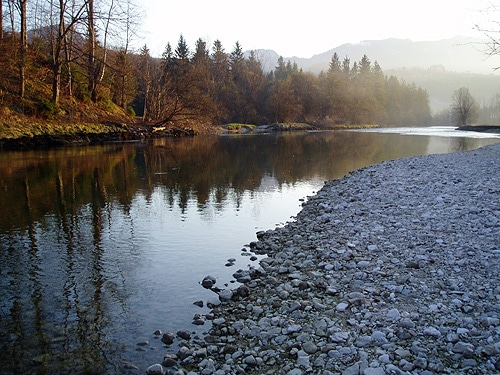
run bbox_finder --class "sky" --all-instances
[138,0,489,58]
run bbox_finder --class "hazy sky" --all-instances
[139,0,487,57]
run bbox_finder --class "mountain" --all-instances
[247,37,500,112]
[250,36,497,75]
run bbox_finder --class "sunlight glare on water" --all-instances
[353,126,500,139]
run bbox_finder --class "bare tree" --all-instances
[1,0,4,42]
[86,0,96,101]
[17,0,27,98]
[109,0,141,109]
[452,87,479,126]
[87,0,139,103]
[7,0,16,42]
[138,44,151,120]
[475,2,500,70]
[49,0,86,103]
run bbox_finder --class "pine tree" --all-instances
[328,53,342,75]
[175,34,190,61]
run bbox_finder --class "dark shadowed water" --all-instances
[0,128,498,374]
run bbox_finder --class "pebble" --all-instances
[161,332,174,345]
[148,144,500,374]
[336,302,349,312]
[146,364,164,375]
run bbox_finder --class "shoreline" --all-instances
[1,124,498,151]
[456,125,500,134]
[0,122,359,151]
[147,144,500,375]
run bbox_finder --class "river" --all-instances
[0,127,498,374]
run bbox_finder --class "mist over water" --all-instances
[0,129,498,373]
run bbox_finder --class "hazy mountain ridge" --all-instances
[252,36,497,75]
[247,37,500,112]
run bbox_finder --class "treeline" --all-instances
[136,40,432,127]
[0,0,432,127]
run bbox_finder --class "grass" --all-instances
[0,106,125,139]
[224,123,256,132]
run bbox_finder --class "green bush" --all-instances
[127,106,136,116]
[37,98,59,119]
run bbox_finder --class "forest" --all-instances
[0,0,434,129]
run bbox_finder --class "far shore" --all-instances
[1,122,499,151]
[0,122,375,150]
[456,125,500,133]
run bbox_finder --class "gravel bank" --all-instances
[148,144,500,375]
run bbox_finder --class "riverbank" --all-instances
[0,122,197,150]
[147,144,500,375]
[0,120,374,150]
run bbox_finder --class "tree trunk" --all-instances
[52,62,62,103]
[87,0,97,102]
[19,0,27,98]
[8,0,15,43]
[51,0,65,104]
[1,0,4,43]
[64,29,73,97]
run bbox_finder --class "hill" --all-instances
[296,36,497,75]
[252,36,497,75]
[249,36,500,112]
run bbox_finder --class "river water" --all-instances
[0,127,498,374]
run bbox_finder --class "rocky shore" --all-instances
[147,143,500,375]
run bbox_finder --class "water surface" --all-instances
[0,129,498,374]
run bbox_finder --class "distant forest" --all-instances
[0,0,433,127]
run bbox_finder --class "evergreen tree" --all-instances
[230,41,244,69]
[342,56,351,79]
[372,61,388,123]
[210,39,231,120]
[175,34,190,60]
[358,54,372,78]
[386,75,403,125]
[242,51,266,123]
[328,53,342,75]
[275,56,287,80]
[138,45,152,120]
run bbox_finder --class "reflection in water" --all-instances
[0,130,498,373]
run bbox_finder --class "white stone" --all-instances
[336,302,349,312]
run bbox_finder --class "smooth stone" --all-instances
[218,289,233,300]
[364,367,386,375]
[177,330,191,340]
[386,308,401,319]
[342,362,360,375]
[302,341,318,354]
[243,355,257,366]
[336,302,349,312]
[201,275,216,288]
[423,327,441,337]
[146,364,164,375]
[161,333,174,345]
[330,332,349,343]
[379,353,391,363]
